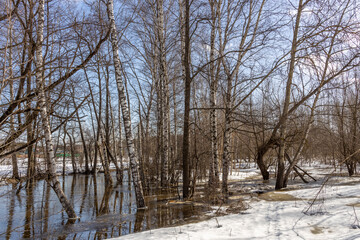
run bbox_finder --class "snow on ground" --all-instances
[221,168,259,181]
[0,159,80,178]
[112,166,360,240]
[0,158,128,182]
[3,157,360,239]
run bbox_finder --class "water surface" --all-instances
[0,172,210,239]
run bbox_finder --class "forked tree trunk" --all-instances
[107,0,145,208]
[35,0,77,219]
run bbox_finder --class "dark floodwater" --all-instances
[0,172,210,239]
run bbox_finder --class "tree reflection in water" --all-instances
[0,172,209,239]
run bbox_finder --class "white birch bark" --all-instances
[35,0,77,219]
[118,99,124,182]
[208,0,220,187]
[156,0,170,187]
[107,0,145,208]
[220,0,265,197]
[222,76,232,198]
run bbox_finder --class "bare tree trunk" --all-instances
[179,0,191,199]
[118,100,124,183]
[349,79,359,174]
[156,0,170,187]
[153,17,162,184]
[208,0,220,187]
[66,131,77,174]
[107,0,145,208]
[34,0,77,218]
[26,1,36,183]
[104,65,114,181]
[137,118,147,191]
[73,98,90,174]
[83,60,104,175]
[62,125,67,176]
[109,91,122,182]
[99,128,113,186]
[8,23,19,180]
[275,0,303,190]
[283,91,321,187]
[35,0,77,219]
[222,76,232,198]
[82,68,99,174]
[171,82,178,183]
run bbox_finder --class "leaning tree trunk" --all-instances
[283,90,321,187]
[35,0,77,219]
[276,0,303,190]
[107,0,145,208]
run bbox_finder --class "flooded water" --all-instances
[0,172,210,239]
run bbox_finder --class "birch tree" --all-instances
[156,0,170,187]
[218,0,266,198]
[34,0,77,219]
[106,0,146,208]
[208,0,221,188]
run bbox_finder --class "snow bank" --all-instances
[112,176,360,240]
